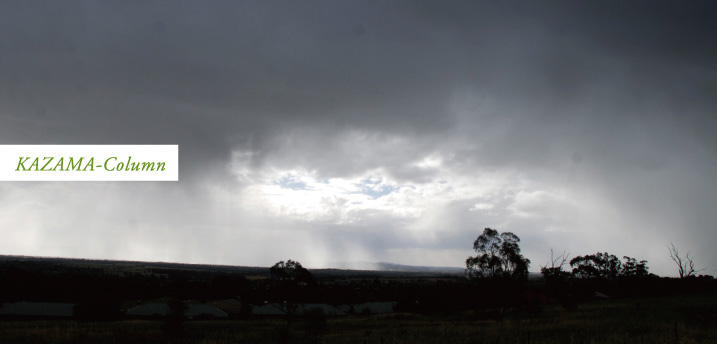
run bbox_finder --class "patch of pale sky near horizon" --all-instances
[0,118,712,277]
[223,142,645,270]
[228,134,714,277]
[0,172,709,277]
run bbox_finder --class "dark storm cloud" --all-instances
[2,0,469,181]
[3,1,715,147]
[1,1,715,273]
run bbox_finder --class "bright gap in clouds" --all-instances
[249,168,423,224]
[219,129,703,277]
[230,146,506,227]
[225,148,619,271]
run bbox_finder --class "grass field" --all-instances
[1,293,715,343]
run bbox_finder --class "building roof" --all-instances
[0,301,76,317]
[126,302,228,318]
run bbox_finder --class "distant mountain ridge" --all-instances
[0,255,539,277]
[0,255,465,274]
[328,261,466,274]
[327,262,541,278]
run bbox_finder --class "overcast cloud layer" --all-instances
[1,1,715,276]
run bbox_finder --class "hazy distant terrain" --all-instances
[1,255,716,343]
[0,255,466,278]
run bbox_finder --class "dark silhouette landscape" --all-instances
[1,230,715,343]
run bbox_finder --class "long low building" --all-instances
[252,302,396,316]
[339,302,397,314]
[0,301,76,317]
[0,300,396,319]
[126,303,228,318]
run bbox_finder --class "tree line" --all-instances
[466,227,709,281]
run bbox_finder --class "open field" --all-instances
[1,293,715,343]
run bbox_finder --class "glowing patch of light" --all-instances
[414,154,443,169]
[469,203,495,211]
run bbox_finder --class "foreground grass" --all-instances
[1,293,715,343]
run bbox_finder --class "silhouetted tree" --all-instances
[540,249,571,281]
[269,260,315,324]
[668,243,700,278]
[466,228,530,279]
[620,256,649,278]
[270,260,315,285]
[540,249,575,310]
[163,298,187,338]
[570,252,622,280]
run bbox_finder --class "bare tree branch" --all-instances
[541,248,569,270]
[668,243,700,278]
[668,243,684,278]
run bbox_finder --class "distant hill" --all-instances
[0,255,540,278]
[329,261,466,274]
[327,261,542,279]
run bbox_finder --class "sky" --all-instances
[1,1,715,277]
